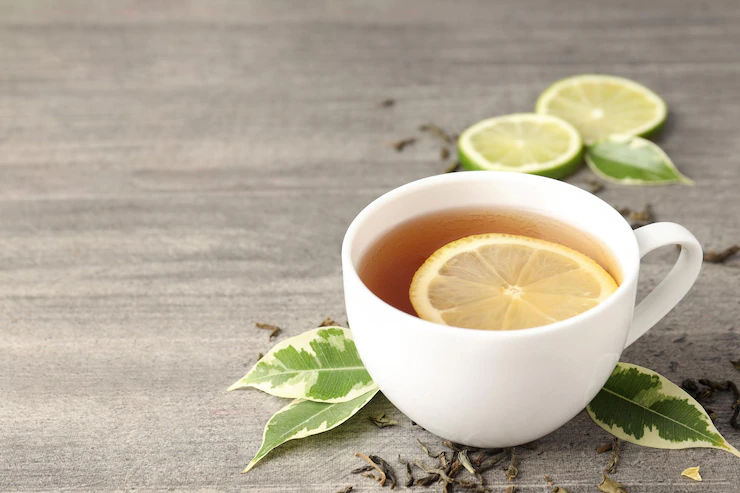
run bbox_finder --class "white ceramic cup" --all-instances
[342,171,702,447]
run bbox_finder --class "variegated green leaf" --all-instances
[586,135,693,185]
[244,388,379,473]
[587,363,740,458]
[228,326,375,403]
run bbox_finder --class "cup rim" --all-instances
[341,171,640,339]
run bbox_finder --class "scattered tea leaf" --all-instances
[684,378,740,430]
[336,487,353,493]
[587,363,740,458]
[598,475,628,493]
[596,442,613,454]
[504,448,518,481]
[391,138,416,152]
[354,453,397,489]
[255,322,281,340]
[256,352,264,361]
[732,360,740,371]
[543,474,554,486]
[228,327,376,402]
[355,453,387,487]
[585,177,604,194]
[443,160,461,173]
[458,449,476,475]
[628,204,652,222]
[369,413,398,428]
[440,147,450,160]
[416,438,443,458]
[379,99,395,108]
[319,316,340,327]
[681,466,702,481]
[586,136,693,185]
[552,488,570,493]
[243,389,378,472]
[505,486,517,493]
[520,440,538,450]
[419,123,453,144]
[704,245,739,263]
[604,438,620,474]
[398,456,414,487]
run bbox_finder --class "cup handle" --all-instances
[624,222,703,348]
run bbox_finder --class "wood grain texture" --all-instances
[1,1,739,491]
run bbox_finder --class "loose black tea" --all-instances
[443,160,460,173]
[369,413,398,428]
[585,177,604,194]
[419,123,453,144]
[391,138,416,152]
[379,98,395,108]
[440,147,450,160]
[255,322,281,340]
[604,438,620,473]
[598,475,628,493]
[359,208,620,317]
[704,245,739,263]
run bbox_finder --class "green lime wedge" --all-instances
[535,74,667,145]
[457,113,583,179]
[586,135,693,185]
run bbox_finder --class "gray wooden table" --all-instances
[1,1,739,492]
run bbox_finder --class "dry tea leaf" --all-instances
[505,486,517,493]
[336,487,353,493]
[543,474,554,485]
[419,123,453,144]
[440,147,450,160]
[379,99,395,108]
[397,456,414,487]
[458,449,476,474]
[552,487,570,493]
[604,438,620,474]
[319,316,339,327]
[681,466,702,481]
[369,413,398,428]
[598,475,628,493]
[585,177,604,194]
[704,245,739,263]
[443,161,460,173]
[255,322,281,340]
[732,360,740,371]
[391,138,416,152]
[596,442,613,454]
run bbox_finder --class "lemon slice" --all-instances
[535,74,667,145]
[457,113,583,179]
[410,234,617,331]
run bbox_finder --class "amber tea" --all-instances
[358,207,621,322]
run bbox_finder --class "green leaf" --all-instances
[244,388,378,473]
[587,363,740,458]
[586,136,693,185]
[228,326,376,403]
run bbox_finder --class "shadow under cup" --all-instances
[342,172,642,447]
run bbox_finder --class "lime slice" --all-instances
[410,233,617,331]
[535,74,667,145]
[457,113,583,179]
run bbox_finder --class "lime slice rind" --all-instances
[586,135,694,186]
[535,75,667,145]
[457,113,584,179]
